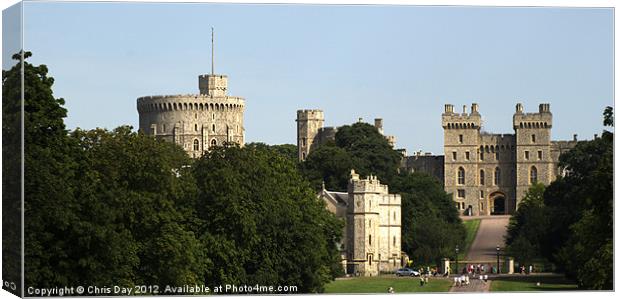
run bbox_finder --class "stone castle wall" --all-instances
[321,171,403,276]
[438,103,576,216]
[137,74,245,158]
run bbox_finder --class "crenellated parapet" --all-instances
[137,95,245,113]
[513,103,552,129]
[442,103,482,129]
[136,72,246,158]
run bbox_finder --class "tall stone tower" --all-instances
[137,30,245,158]
[296,109,324,161]
[442,104,482,213]
[513,103,553,206]
[345,170,401,276]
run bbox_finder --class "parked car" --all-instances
[395,268,420,277]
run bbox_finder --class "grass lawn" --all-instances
[490,275,578,292]
[459,219,481,259]
[324,276,452,293]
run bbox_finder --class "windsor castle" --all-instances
[296,103,578,217]
[135,64,578,277]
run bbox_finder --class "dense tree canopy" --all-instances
[193,144,343,292]
[15,53,343,293]
[301,122,465,264]
[391,173,465,264]
[505,183,547,264]
[506,107,613,289]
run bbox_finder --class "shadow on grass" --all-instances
[491,274,578,291]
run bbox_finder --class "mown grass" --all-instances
[459,219,481,259]
[490,275,578,292]
[324,276,453,293]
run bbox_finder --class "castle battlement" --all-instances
[137,71,245,158]
[296,109,325,119]
[442,103,482,129]
[513,103,553,129]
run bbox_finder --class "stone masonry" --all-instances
[320,170,404,276]
[296,109,396,161]
[137,73,245,158]
[438,103,576,216]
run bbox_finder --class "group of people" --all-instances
[519,265,534,274]
[463,263,489,275]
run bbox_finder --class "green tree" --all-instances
[505,183,547,264]
[68,127,205,287]
[301,120,464,266]
[511,107,614,290]
[15,51,83,288]
[334,123,402,183]
[392,172,465,264]
[193,145,344,292]
[300,144,355,191]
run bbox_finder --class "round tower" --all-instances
[136,73,245,158]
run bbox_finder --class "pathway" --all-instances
[465,216,510,262]
[448,275,490,292]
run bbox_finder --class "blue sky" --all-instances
[12,2,614,154]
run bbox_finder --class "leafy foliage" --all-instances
[301,122,464,265]
[16,53,343,292]
[193,144,344,292]
[391,173,465,264]
[505,183,547,264]
[505,108,613,290]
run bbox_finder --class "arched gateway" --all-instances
[489,192,507,215]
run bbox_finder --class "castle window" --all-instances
[457,189,465,198]
[193,139,199,151]
[369,235,372,246]
[212,124,216,132]
[212,113,215,120]
[393,236,396,247]
[495,151,499,160]
[195,113,197,119]
[302,152,306,160]
[459,134,463,143]
[530,166,538,184]
[195,124,198,131]
[163,124,166,132]
[494,167,501,185]
[452,151,457,161]
[302,138,307,146]
[465,152,470,160]
[480,151,484,160]
[538,150,543,160]
[211,139,217,147]
[531,134,536,143]
[524,151,530,160]
[457,167,465,185]
[480,190,484,198]
[393,211,396,221]
[479,169,485,185]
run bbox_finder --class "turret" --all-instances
[199,74,228,97]
[296,109,325,161]
[513,103,553,210]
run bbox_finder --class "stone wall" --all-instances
[137,73,245,158]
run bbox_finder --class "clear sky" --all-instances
[12,2,614,154]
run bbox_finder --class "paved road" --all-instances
[466,216,510,262]
[449,276,490,292]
